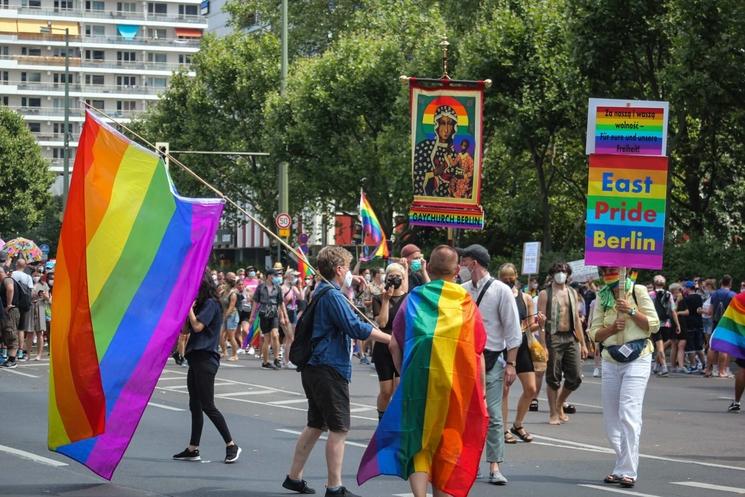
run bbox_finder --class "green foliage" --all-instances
[0,106,54,238]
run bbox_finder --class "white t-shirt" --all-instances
[463,273,522,352]
[12,270,33,289]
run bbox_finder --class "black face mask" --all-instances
[385,276,403,290]
[504,280,516,288]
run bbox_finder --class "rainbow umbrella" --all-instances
[3,237,43,262]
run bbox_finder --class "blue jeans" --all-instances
[485,358,505,463]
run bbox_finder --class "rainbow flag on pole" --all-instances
[242,308,262,349]
[711,292,745,360]
[357,280,488,497]
[48,111,224,479]
[295,246,314,278]
[359,191,389,261]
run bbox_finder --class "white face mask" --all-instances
[33,276,40,283]
[343,270,353,288]
[364,274,372,282]
[554,272,567,285]
[458,265,472,282]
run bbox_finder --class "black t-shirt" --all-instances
[372,294,406,333]
[254,283,282,307]
[408,271,425,290]
[1,276,18,309]
[185,298,222,364]
[683,293,703,331]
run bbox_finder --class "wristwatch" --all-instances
[627,308,637,317]
[506,361,516,367]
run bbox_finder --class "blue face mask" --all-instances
[248,271,256,278]
[272,277,282,285]
[410,259,422,273]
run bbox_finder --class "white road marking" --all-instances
[147,402,185,412]
[218,363,246,368]
[275,429,368,448]
[533,441,612,454]
[215,390,276,398]
[0,368,39,378]
[157,377,185,381]
[535,434,745,472]
[0,444,68,467]
[577,484,662,497]
[268,399,308,405]
[671,482,745,494]
[350,406,376,413]
[537,396,602,409]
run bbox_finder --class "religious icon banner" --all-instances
[407,78,485,230]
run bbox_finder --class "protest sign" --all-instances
[586,98,669,157]
[584,154,668,270]
[521,241,541,275]
[567,259,599,283]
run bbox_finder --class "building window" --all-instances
[2,96,8,106]
[85,50,105,61]
[147,3,167,15]
[22,97,41,107]
[178,4,198,16]
[85,1,104,11]
[85,25,106,37]
[0,46,8,56]
[116,100,137,111]
[150,28,167,40]
[54,0,73,10]
[178,54,192,64]
[147,77,167,89]
[28,122,41,133]
[20,72,42,83]
[116,75,138,87]
[117,51,136,62]
[84,74,105,85]
[53,47,77,58]
[21,47,42,56]
[84,98,105,110]
[147,52,167,63]
[52,147,66,159]
[0,71,8,84]
[53,73,73,84]
[21,0,42,8]
[53,122,73,135]
[117,2,136,12]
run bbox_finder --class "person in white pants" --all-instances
[589,267,660,489]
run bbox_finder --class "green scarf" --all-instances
[598,278,634,310]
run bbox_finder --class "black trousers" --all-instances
[186,352,232,446]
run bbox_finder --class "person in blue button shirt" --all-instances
[283,246,391,497]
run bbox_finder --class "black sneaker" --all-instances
[282,475,316,494]
[172,351,184,366]
[274,359,282,369]
[173,448,201,461]
[325,487,360,497]
[728,401,741,412]
[2,359,17,369]
[225,444,241,463]
[262,362,278,370]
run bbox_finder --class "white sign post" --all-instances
[521,241,541,276]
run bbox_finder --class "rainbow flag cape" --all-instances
[359,191,389,261]
[242,308,262,349]
[48,111,224,479]
[357,280,488,497]
[711,292,745,360]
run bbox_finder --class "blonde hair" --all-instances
[317,246,353,280]
[385,263,405,276]
[498,262,518,278]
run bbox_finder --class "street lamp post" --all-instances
[40,24,71,208]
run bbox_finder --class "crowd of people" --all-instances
[1,243,743,497]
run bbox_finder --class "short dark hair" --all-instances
[721,274,732,287]
[317,246,352,280]
[548,262,572,277]
[428,245,459,280]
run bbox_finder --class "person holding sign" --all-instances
[588,267,659,489]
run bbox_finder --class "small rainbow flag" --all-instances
[242,308,262,349]
[359,191,389,261]
[48,111,223,479]
[711,293,745,361]
[357,280,488,497]
[295,246,314,278]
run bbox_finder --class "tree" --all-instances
[0,107,54,237]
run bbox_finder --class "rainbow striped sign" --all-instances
[585,98,669,156]
[584,154,668,270]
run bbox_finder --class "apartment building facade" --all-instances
[0,0,206,175]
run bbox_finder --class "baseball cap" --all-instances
[457,244,490,268]
[400,244,421,258]
[684,280,695,288]
[266,268,278,276]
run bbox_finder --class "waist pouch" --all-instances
[606,338,649,363]
[484,349,503,372]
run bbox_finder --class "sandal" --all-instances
[563,403,577,414]
[604,474,621,484]
[619,476,636,488]
[510,424,533,443]
[504,431,517,444]
[529,399,539,412]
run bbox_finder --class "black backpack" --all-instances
[653,290,671,322]
[14,278,32,313]
[290,286,333,371]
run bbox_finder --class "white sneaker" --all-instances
[285,361,297,370]
[247,347,255,356]
[489,471,508,485]
[237,348,246,355]
[713,365,720,376]
[593,367,601,378]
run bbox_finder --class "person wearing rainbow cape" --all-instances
[357,245,488,497]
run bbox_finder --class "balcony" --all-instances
[8,80,166,95]
[7,32,200,48]
[3,5,207,25]
[8,106,141,119]
[1,54,190,72]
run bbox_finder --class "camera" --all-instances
[385,275,402,291]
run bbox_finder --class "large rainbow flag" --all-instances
[48,111,224,479]
[242,308,262,349]
[711,292,745,360]
[359,191,389,261]
[357,280,488,497]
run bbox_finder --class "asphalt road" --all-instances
[0,352,743,497]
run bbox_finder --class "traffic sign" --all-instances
[279,227,290,238]
[275,212,292,229]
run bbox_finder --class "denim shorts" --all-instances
[224,312,239,330]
